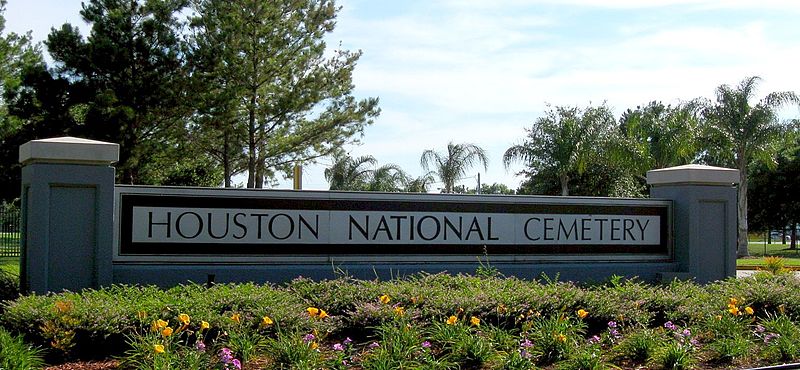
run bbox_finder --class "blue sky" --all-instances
[6,0,800,191]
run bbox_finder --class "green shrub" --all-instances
[611,328,663,364]
[0,268,18,303]
[0,327,45,370]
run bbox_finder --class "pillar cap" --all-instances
[19,137,119,166]
[647,164,739,186]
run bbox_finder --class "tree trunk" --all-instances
[560,173,569,196]
[791,223,797,250]
[223,129,231,188]
[736,158,750,257]
[246,93,257,188]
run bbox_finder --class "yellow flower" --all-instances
[556,333,567,343]
[729,297,738,306]
[745,306,754,315]
[178,313,190,325]
[137,311,147,320]
[200,321,210,331]
[153,344,165,354]
[728,306,740,316]
[577,309,589,319]
[446,315,458,325]
[161,327,173,337]
[497,304,508,314]
[470,316,481,327]
[394,306,405,316]
[307,307,320,317]
[261,315,274,327]
[230,313,241,324]
[319,310,329,319]
[152,319,168,332]
[310,342,319,350]
[380,294,391,304]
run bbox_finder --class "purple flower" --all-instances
[343,337,353,345]
[609,329,621,338]
[232,359,242,370]
[682,328,691,337]
[755,325,766,333]
[765,333,781,343]
[303,333,315,343]
[422,341,431,348]
[521,338,533,348]
[607,321,617,328]
[588,335,601,344]
[195,341,206,352]
[664,321,676,331]
[521,350,531,358]
[368,341,380,349]
[690,339,699,346]
[333,343,345,351]
[219,348,233,363]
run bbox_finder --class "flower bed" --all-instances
[3,270,800,369]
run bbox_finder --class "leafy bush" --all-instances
[0,327,44,370]
[0,268,18,303]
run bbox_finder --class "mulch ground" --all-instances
[44,360,119,370]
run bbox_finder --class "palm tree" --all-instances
[616,101,701,173]
[405,172,435,193]
[367,164,407,192]
[702,76,799,257]
[420,142,488,193]
[324,152,376,191]
[504,104,613,196]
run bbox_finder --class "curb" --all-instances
[737,266,800,271]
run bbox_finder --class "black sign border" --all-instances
[118,193,671,257]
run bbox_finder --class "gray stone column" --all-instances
[19,137,118,293]
[647,164,739,283]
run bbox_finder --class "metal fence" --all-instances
[0,207,20,257]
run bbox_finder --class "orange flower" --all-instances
[577,309,589,319]
[310,342,319,350]
[745,306,754,315]
[394,306,405,316]
[728,306,740,316]
[380,294,391,304]
[54,300,73,314]
[261,315,274,327]
[153,344,165,354]
[446,315,458,325]
[470,316,481,327]
[729,297,738,307]
[178,313,190,325]
[318,310,329,319]
[307,307,320,317]
[230,313,241,324]
[161,327,173,337]
[556,333,567,343]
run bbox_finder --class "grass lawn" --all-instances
[738,240,800,267]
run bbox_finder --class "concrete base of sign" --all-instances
[112,261,680,286]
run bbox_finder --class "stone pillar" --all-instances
[647,164,739,283]
[19,137,118,293]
